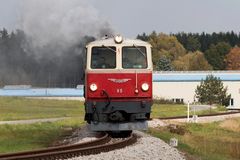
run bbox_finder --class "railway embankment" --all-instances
[65,128,185,160]
[148,115,240,160]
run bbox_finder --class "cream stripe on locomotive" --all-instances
[86,69,152,74]
[86,37,153,72]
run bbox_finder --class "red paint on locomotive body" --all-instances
[86,72,152,100]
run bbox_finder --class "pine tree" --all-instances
[156,56,173,71]
[136,32,149,41]
[195,75,231,106]
[204,42,231,70]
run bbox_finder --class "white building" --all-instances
[153,71,240,109]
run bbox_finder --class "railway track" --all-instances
[0,132,137,160]
[155,111,240,120]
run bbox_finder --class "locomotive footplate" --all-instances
[90,121,148,131]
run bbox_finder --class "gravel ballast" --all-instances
[67,131,186,160]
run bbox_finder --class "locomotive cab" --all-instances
[84,35,153,131]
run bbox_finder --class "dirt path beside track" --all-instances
[148,113,240,128]
[0,117,68,125]
[167,113,240,123]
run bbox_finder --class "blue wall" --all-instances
[0,88,83,97]
[153,73,240,82]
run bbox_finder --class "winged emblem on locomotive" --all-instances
[108,78,131,83]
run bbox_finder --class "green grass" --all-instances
[0,97,227,121]
[151,104,227,118]
[0,118,85,153]
[0,97,85,154]
[0,97,231,157]
[148,119,240,160]
[0,97,84,121]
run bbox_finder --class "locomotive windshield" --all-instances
[91,47,116,69]
[122,46,147,69]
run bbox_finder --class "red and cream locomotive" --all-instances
[84,35,152,132]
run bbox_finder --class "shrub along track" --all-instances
[0,132,137,160]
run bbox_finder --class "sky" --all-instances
[0,0,240,38]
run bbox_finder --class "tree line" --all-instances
[137,31,240,71]
[1,28,240,87]
[0,28,94,87]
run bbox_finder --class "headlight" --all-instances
[114,35,123,44]
[90,83,98,92]
[141,83,149,91]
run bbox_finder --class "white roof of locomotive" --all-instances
[87,38,151,47]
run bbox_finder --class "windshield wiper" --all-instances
[133,44,146,57]
[102,45,116,53]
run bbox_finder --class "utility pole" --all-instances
[187,101,190,122]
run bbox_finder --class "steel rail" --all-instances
[0,133,137,160]
[155,111,240,120]
[0,132,109,160]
